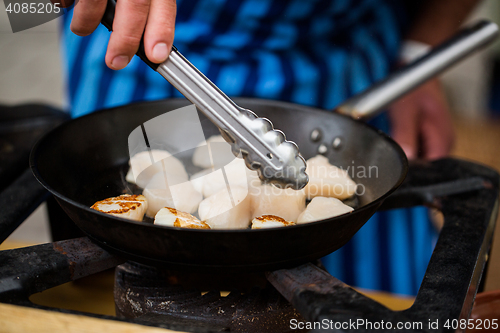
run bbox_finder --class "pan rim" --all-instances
[29,97,408,233]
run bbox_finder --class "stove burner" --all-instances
[114,262,304,332]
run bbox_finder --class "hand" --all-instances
[388,78,454,160]
[70,0,176,70]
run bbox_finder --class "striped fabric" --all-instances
[61,0,437,295]
[61,0,401,117]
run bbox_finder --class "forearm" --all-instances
[405,0,481,46]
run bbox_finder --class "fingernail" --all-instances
[111,55,129,70]
[152,43,169,62]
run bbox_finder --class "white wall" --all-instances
[0,2,64,108]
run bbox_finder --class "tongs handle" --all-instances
[336,20,499,120]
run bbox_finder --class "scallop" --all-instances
[251,215,295,229]
[192,135,235,169]
[126,150,188,189]
[190,169,211,194]
[250,184,306,223]
[198,186,251,229]
[303,155,357,200]
[154,207,210,229]
[297,196,354,224]
[91,194,148,221]
[198,158,260,198]
[143,173,203,217]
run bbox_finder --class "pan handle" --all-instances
[335,20,498,120]
[380,159,494,210]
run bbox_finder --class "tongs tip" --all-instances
[257,151,309,190]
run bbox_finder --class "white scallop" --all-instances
[126,150,188,189]
[303,155,357,200]
[297,196,354,224]
[143,173,202,217]
[198,186,251,229]
[250,184,306,223]
[192,135,235,169]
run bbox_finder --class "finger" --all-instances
[388,99,420,160]
[105,0,151,70]
[70,0,108,36]
[143,0,176,63]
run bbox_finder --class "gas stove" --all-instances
[0,105,498,332]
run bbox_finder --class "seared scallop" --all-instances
[155,207,210,229]
[91,194,148,221]
[198,186,251,229]
[303,155,357,200]
[297,196,354,224]
[251,215,295,229]
[250,184,306,223]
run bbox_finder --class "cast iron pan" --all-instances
[31,98,406,272]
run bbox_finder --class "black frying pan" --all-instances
[30,98,406,272]
[30,21,498,272]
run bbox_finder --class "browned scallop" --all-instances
[155,207,210,229]
[251,215,295,229]
[91,194,148,221]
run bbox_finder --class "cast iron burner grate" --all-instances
[114,262,303,332]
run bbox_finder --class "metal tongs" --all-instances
[158,48,308,190]
[101,0,308,190]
